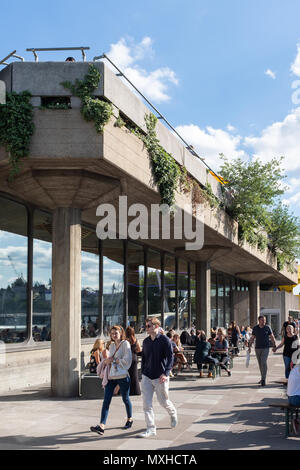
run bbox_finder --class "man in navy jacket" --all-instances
[139,317,178,438]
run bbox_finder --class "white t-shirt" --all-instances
[287,365,300,397]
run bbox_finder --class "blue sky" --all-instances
[1,0,300,218]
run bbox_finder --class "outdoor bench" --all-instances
[269,400,300,437]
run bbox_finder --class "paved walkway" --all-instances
[0,350,299,451]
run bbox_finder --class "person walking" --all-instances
[273,324,299,379]
[139,317,177,438]
[90,325,133,436]
[125,326,142,396]
[248,315,276,386]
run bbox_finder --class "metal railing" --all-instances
[26,47,90,62]
[93,52,224,185]
[0,50,24,66]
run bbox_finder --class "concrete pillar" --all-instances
[196,261,211,334]
[249,280,260,327]
[51,207,81,397]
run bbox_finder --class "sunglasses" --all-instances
[145,324,153,328]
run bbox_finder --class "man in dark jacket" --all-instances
[194,331,219,378]
[139,317,177,438]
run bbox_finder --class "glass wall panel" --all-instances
[211,270,217,329]
[103,239,124,334]
[147,249,162,326]
[178,259,188,330]
[224,276,231,328]
[164,255,176,330]
[81,228,99,338]
[128,242,144,332]
[33,210,52,341]
[0,197,28,343]
[190,263,196,328]
[217,273,225,327]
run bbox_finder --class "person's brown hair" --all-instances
[125,326,136,345]
[90,338,105,353]
[110,325,126,341]
[145,316,161,327]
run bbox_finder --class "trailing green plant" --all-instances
[137,113,181,208]
[114,115,126,128]
[0,91,34,179]
[61,65,113,133]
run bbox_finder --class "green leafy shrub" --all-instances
[0,91,34,179]
[62,65,113,133]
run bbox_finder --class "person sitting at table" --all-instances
[193,331,219,378]
[213,331,231,376]
[208,332,217,349]
[173,334,189,373]
[180,330,192,346]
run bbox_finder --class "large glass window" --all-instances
[178,259,188,330]
[81,227,99,338]
[33,210,52,342]
[217,273,225,327]
[0,197,28,343]
[211,271,217,329]
[103,239,124,334]
[128,242,144,332]
[164,255,176,330]
[190,263,196,328]
[147,249,162,326]
[224,276,231,328]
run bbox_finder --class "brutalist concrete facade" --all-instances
[0,61,298,396]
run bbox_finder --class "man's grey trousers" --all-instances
[255,348,270,381]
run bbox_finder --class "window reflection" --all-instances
[190,263,196,328]
[147,249,162,327]
[164,255,176,330]
[103,239,124,334]
[81,228,99,338]
[177,259,188,330]
[128,242,144,333]
[0,198,28,343]
[33,210,52,341]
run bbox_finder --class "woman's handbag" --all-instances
[96,342,124,387]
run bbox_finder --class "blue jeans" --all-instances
[288,395,300,406]
[283,355,292,379]
[197,356,218,371]
[100,376,132,425]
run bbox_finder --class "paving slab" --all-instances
[0,350,299,450]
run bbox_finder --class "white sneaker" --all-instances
[138,428,156,438]
[171,414,178,428]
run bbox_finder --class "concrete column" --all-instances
[51,208,81,397]
[249,280,260,327]
[196,261,211,334]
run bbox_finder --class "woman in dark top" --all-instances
[273,324,299,378]
[230,321,241,355]
[125,326,142,395]
[194,331,218,378]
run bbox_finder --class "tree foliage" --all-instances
[219,154,300,271]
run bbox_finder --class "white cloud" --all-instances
[226,124,236,132]
[264,69,276,79]
[244,107,300,171]
[291,43,300,77]
[175,123,247,169]
[106,37,178,103]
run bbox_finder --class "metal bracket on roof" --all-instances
[0,50,24,66]
[26,47,90,62]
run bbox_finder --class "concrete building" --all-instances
[0,60,298,396]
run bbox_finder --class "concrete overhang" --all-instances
[0,61,298,287]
